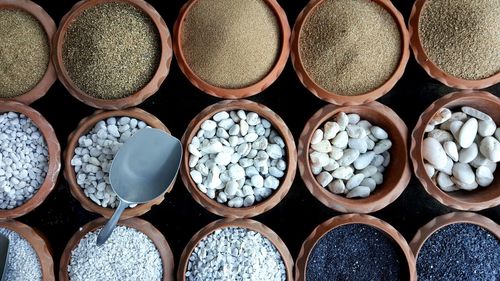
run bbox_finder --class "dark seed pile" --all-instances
[0,9,49,98]
[299,0,401,96]
[306,224,402,281]
[62,2,160,99]
[417,223,500,281]
[419,0,500,80]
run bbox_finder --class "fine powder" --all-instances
[419,0,500,80]
[68,226,163,281]
[299,0,401,96]
[0,9,49,98]
[0,227,42,281]
[181,0,281,89]
[186,227,286,280]
[62,2,160,99]
[306,224,402,281]
[417,223,500,281]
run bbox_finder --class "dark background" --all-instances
[21,0,500,275]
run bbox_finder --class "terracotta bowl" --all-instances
[0,219,55,280]
[52,0,172,110]
[63,108,174,219]
[0,101,61,219]
[410,212,500,268]
[298,102,411,213]
[295,214,416,281]
[173,0,291,99]
[410,91,500,211]
[290,0,410,105]
[177,218,294,281]
[0,0,57,105]
[180,99,297,218]
[59,217,174,281]
[408,0,500,89]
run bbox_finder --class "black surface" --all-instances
[19,0,500,274]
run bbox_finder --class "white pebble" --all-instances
[458,118,478,148]
[346,186,370,198]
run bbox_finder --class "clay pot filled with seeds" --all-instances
[0,0,57,104]
[411,91,500,211]
[178,219,294,281]
[53,0,172,109]
[59,217,174,281]
[291,0,410,105]
[298,102,411,213]
[0,219,55,280]
[295,214,416,281]
[410,212,500,281]
[408,0,500,89]
[63,108,175,219]
[0,101,61,219]
[180,100,297,218]
[174,0,291,99]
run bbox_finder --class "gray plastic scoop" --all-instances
[96,128,182,246]
[0,233,9,281]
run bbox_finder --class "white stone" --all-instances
[371,172,383,184]
[346,174,365,190]
[311,140,332,153]
[451,177,478,191]
[250,175,264,188]
[452,163,475,185]
[346,186,370,198]
[458,143,478,163]
[429,108,452,126]
[373,139,392,154]
[311,129,323,145]
[228,164,245,180]
[316,172,334,187]
[190,170,203,184]
[323,159,340,172]
[428,129,454,143]
[360,165,378,177]
[435,157,453,175]
[346,125,366,139]
[478,120,496,137]
[328,179,345,194]
[310,152,330,167]
[329,147,343,160]
[424,163,435,178]
[461,106,492,121]
[264,176,280,189]
[338,149,360,166]
[443,141,459,162]
[480,136,500,162]
[422,137,448,170]
[476,166,494,187]
[347,114,360,124]
[332,166,354,180]
[360,178,376,191]
[332,131,348,148]
[449,121,463,140]
[470,154,497,173]
[324,122,340,140]
[458,118,478,148]
[370,126,388,140]
[334,112,349,130]
[353,152,375,170]
[348,138,368,153]
[436,172,454,190]
[201,120,217,131]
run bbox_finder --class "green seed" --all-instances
[181,0,281,89]
[62,2,160,100]
[0,9,49,98]
[299,0,401,96]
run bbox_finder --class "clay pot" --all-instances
[52,0,172,110]
[295,214,416,281]
[59,217,174,281]
[180,99,297,218]
[63,108,174,219]
[408,0,500,89]
[0,219,55,280]
[410,212,500,265]
[173,0,290,99]
[410,91,500,211]
[0,101,61,219]
[290,0,410,105]
[298,102,411,213]
[177,218,294,280]
[0,0,57,105]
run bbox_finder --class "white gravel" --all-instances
[0,227,42,281]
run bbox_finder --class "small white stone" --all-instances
[470,154,497,173]
[329,147,343,160]
[371,172,383,184]
[480,136,500,162]
[428,129,454,143]
[332,131,348,148]
[422,137,448,170]
[213,111,229,122]
[370,154,385,167]
[246,112,261,126]
[430,108,452,126]
[332,166,354,180]
[346,174,365,190]
[264,176,280,189]
[360,165,377,177]
[449,121,464,140]
[328,179,345,194]
[266,144,283,159]
[360,178,376,191]
[346,186,370,198]
[458,143,478,163]
[348,138,368,153]
[347,114,360,124]
[310,152,330,167]
[337,149,360,166]
[201,120,217,131]
[435,157,453,175]
[373,139,392,154]
[424,163,435,178]
[250,175,264,188]
[461,106,492,121]
[316,172,334,187]
[370,126,388,140]
[311,140,332,153]
[458,118,478,148]
[353,151,375,170]
[201,141,224,154]
[324,122,340,140]
[346,125,366,139]
[436,172,454,190]
[452,163,475,185]
[475,166,494,187]
[334,112,349,130]
[478,120,496,137]
[323,159,340,172]
[311,129,323,145]
[451,177,478,191]
[228,164,245,180]
[443,141,459,162]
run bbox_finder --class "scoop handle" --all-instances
[96,200,128,246]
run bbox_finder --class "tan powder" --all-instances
[181,0,281,89]
[419,0,500,80]
[299,0,401,96]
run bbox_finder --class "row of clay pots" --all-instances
[0,90,498,219]
[2,0,497,109]
[6,212,497,280]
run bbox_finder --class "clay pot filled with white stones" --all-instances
[298,102,411,213]
[63,108,174,218]
[180,100,297,218]
[0,101,61,219]
[411,91,500,211]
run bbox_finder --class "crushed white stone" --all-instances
[0,227,42,281]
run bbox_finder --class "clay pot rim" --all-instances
[52,0,173,110]
[0,0,57,105]
[290,0,410,105]
[297,101,411,213]
[408,0,500,89]
[180,99,297,218]
[0,219,55,280]
[409,90,500,211]
[177,218,294,281]
[295,214,417,281]
[409,212,500,259]
[0,101,61,219]
[59,217,174,281]
[173,0,291,99]
[63,108,174,219]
